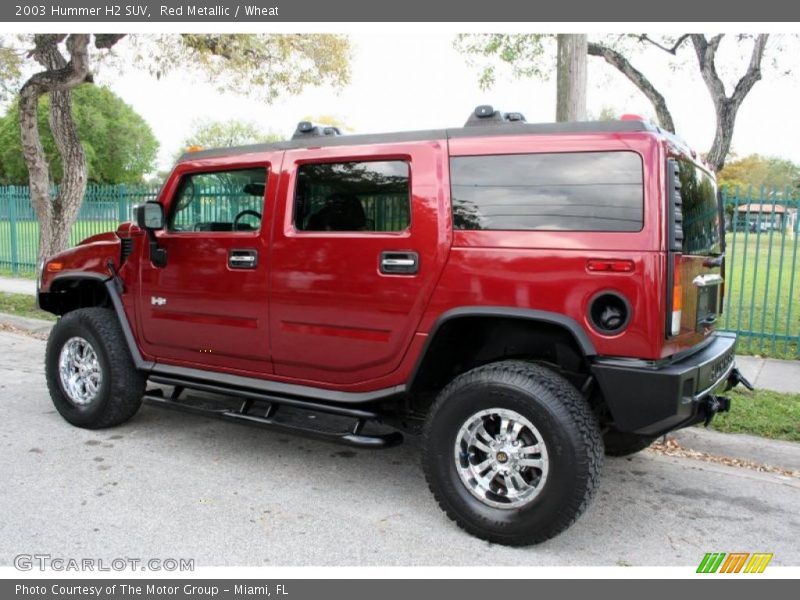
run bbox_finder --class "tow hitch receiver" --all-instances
[703,395,731,427]
[726,367,754,391]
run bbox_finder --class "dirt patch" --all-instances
[648,437,800,479]
[0,322,48,340]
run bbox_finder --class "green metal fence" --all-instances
[722,187,800,358]
[0,184,798,357]
[0,184,160,274]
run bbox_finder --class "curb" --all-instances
[0,312,53,336]
[668,427,800,473]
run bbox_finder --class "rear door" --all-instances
[268,141,448,385]
[665,157,725,354]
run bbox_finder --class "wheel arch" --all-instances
[409,307,596,397]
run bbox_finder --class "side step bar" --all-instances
[142,377,403,449]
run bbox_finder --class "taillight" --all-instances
[670,254,682,336]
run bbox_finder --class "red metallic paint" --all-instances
[40,128,717,392]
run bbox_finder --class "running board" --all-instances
[142,384,403,449]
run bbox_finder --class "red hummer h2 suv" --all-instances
[38,107,750,545]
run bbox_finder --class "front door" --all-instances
[137,159,280,375]
[269,141,448,386]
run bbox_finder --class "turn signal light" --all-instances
[670,255,683,336]
[46,261,64,272]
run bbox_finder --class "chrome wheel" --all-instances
[454,408,549,509]
[58,337,102,407]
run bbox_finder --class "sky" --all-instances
[89,33,800,172]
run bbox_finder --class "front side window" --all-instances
[294,161,410,232]
[450,151,644,232]
[168,167,267,232]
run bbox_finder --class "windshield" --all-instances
[676,160,722,256]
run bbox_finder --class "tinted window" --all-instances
[168,168,267,232]
[295,161,410,232]
[676,160,721,255]
[450,152,643,231]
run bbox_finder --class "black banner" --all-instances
[2,0,800,22]
[4,579,798,600]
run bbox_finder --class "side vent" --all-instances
[668,160,684,252]
[120,237,134,264]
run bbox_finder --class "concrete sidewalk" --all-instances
[0,275,35,295]
[1,274,797,394]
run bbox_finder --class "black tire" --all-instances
[45,307,145,429]
[603,430,657,457]
[422,360,603,546]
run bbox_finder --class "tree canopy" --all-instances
[174,118,283,161]
[718,154,800,193]
[0,84,159,185]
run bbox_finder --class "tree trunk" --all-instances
[18,34,91,270]
[691,34,768,172]
[556,34,587,122]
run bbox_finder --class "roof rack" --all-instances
[465,105,526,127]
[292,121,342,140]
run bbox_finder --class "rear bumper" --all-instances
[591,332,737,436]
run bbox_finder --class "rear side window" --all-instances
[674,160,721,256]
[294,161,410,232]
[450,151,644,231]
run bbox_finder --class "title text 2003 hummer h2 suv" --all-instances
[38,107,751,545]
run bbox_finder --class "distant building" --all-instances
[734,203,797,233]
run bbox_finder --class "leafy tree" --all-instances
[174,118,282,161]
[718,154,800,194]
[456,33,780,171]
[6,33,351,267]
[0,85,158,185]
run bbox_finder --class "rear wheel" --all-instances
[422,360,603,546]
[602,430,657,457]
[46,308,145,429]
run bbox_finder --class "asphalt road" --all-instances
[1,330,798,567]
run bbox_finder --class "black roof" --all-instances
[178,119,660,163]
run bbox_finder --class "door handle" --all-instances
[229,249,258,269]
[380,251,419,275]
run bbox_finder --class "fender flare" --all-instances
[409,306,596,389]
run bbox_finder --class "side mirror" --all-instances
[134,202,167,268]
[135,202,164,230]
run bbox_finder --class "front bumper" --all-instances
[591,332,738,436]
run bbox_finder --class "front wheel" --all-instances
[45,307,145,429]
[422,360,603,546]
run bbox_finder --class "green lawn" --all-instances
[721,232,800,359]
[707,387,800,442]
[0,292,55,321]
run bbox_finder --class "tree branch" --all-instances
[94,34,126,49]
[637,34,690,55]
[588,41,675,132]
[691,34,769,171]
